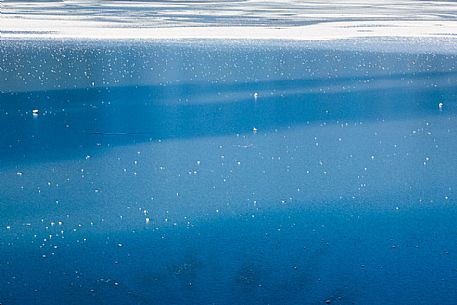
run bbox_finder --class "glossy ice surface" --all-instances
[1,27,457,305]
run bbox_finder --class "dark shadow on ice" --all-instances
[1,71,456,166]
[3,200,457,305]
[0,202,366,305]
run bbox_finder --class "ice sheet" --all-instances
[2,0,457,41]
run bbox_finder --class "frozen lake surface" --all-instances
[1,39,457,305]
[2,1,457,305]
[2,0,457,40]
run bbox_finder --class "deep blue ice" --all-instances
[1,40,457,304]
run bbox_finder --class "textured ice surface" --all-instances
[2,0,457,40]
